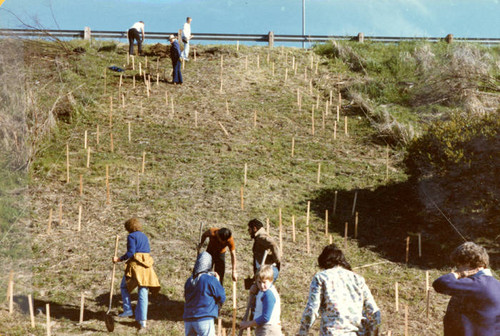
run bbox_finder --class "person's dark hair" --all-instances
[217,228,232,241]
[186,17,191,21]
[124,218,142,233]
[450,242,489,268]
[248,219,263,231]
[318,244,352,270]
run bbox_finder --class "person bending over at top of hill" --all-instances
[297,244,381,336]
[113,218,160,332]
[197,227,238,286]
[169,34,183,85]
[127,21,145,56]
[433,242,500,336]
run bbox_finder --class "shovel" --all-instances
[105,235,120,332]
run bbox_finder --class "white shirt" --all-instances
[182,22,191,40]
[130,22,144,33]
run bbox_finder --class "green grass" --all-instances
[0,38,498,335]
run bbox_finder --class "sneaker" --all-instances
[118,311,133,318]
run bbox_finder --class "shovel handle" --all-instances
[108,235,119,311]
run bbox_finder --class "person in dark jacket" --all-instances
[169,34,183,85]
[433,241,500,336]
[184,251,226,336]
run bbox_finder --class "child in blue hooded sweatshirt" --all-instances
[183,252,226,336]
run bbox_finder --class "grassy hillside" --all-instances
[0,38,498,335]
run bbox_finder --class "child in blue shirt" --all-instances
[240,265,282,336]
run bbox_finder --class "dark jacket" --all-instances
[170,40,181,62]
[433,269,500,336]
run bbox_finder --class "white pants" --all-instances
[181,40,190,59]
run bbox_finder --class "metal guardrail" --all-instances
[1,28,499,45]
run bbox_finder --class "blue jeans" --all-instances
[184,318,215,336]
[120,276,148,322]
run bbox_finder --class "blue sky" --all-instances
[1,0,499,41]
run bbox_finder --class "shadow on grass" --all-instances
[309,178,500,270]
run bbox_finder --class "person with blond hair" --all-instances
[113,218,160,332]
[240,265,282,336]
[433,242,500,336]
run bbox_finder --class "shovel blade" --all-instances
[104,312,115,332]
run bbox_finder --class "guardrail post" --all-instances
[268,31,274,48]
[445,34,453,43]
[84,27,91,40]
[357,32,364,43]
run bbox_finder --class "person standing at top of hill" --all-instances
[433,242,500,336]
[113,218,160,332]
[168,34,183,85]
[127,21,145,56]
[247,219,281,282]
[181,17,193,61]
[197,227,238,286]
[297,244,381,336]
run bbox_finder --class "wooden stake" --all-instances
[106,165,110,204]
[344,222,348,250]
[253,110,257,128]
[266,218,270,234]
[291,137,295,157]
[119,73,122,89]
[96,125,100,145]
[317,162,321,183]
[279,208,283,251]
[329,234,333,244]
[354,212,359,238]
[236,41,239,51]
[344,116,348,135]
[84,130,87,149]
[133,75,136,88]
[284,68,288,84]
[78,204,82,232]
[334,120,337,140]
[351,191,358,216]
[316,94,320,109]
[338,91,342,107]
[79,292,85,323]
[336,105,340,122]
[333,190,338,215]
[292,215,296,242]
[8,271,13,314]
[46,303,51,336]
[395,282,399,312]
[325,209,328,235]
[232,281,237,309]
[28,294,35,328]
[66,143,70,183]
[218,122,230,137]
[47,208,53,233]
[292,56,295,69]
[311,105,315,135]
[110,133,114,152]
[58,201,63,226]
[86,146,91,168]
[257,54,260,69]
[139,62,142,76]
[218,318,222,336]
[195,111,198,128]
[306,225,310,254]
[141,151,146,174]
[131,55,135,70]
[329,90,333,105]
[156,73,159,86]
[309,79,313,94]
[244,163,247,186]
[194,49,197,61]
[406,236,410,263]
[418,233,422,257]
[136,172,140,196]
[240,186,244,210]
[109,96,113,127]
